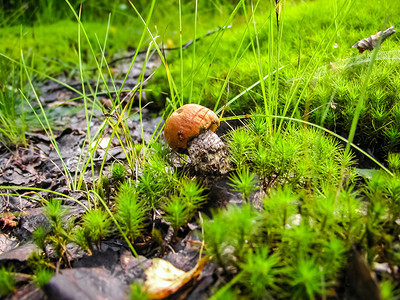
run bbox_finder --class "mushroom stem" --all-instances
[187,131,231,174]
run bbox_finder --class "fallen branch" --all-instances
[108,25,232,66]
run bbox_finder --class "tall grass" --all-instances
[0,71,27,147]
[0,1,160,191]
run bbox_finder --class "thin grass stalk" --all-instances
[0,186,88,209]
[129,0,181,110]
[91,189,140,259]
[179,0,184,101]
[18,27,27,146]
[20,56,74,189]
[212,4,252,113]
[215,66,285,115]
[137,44,155,159]
[186,1,244,108]
[191,0,198,103]
[343,30,384,160]
[76,5,93,193]
[115,1,158,108]
[0,54,82,95]
[333,0,339,34]
[240,0,271,131]
[279,0,354,130]
[267,0,275,131]
[65,1,115,103]
[273,0,285,130]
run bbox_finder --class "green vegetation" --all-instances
[0,267,16,296]
[163,179,206,238]
[32,268,54,290]
[0,61,27,147]
[130,282,150,300]
[38,200,73,264]
[147,0,400,158]
[228,167,258,203]
[80,208,112,249]
[1,0,400,299]
[111,162,128,182]
[202,167,400,298]
[228,121,357,190]
[115,182,149,243]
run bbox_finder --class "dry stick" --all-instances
[107,25,232,67]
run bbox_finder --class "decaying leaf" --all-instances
[143,257,208,299]
[0,212,18,229]
[352,26,395,53]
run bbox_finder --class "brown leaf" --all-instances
[143,257,208,299]
[100,98,113,110]
[1,212,18,229]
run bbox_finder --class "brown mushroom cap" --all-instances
[164,104,220,151]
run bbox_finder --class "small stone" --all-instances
[45,267,128,300]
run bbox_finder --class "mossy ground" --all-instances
[145,0,400,158]
[1,1,400,299]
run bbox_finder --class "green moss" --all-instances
[0,19,145,76]
[0,267,16,296]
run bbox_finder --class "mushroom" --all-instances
[164,104,231,174]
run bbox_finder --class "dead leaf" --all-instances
[275,1,282,27]
[100,98,113,110]
[0,212,18,229]
[143,257,208,299]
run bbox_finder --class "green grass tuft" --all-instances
[115,183,149,243]
[0,267,16,296]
